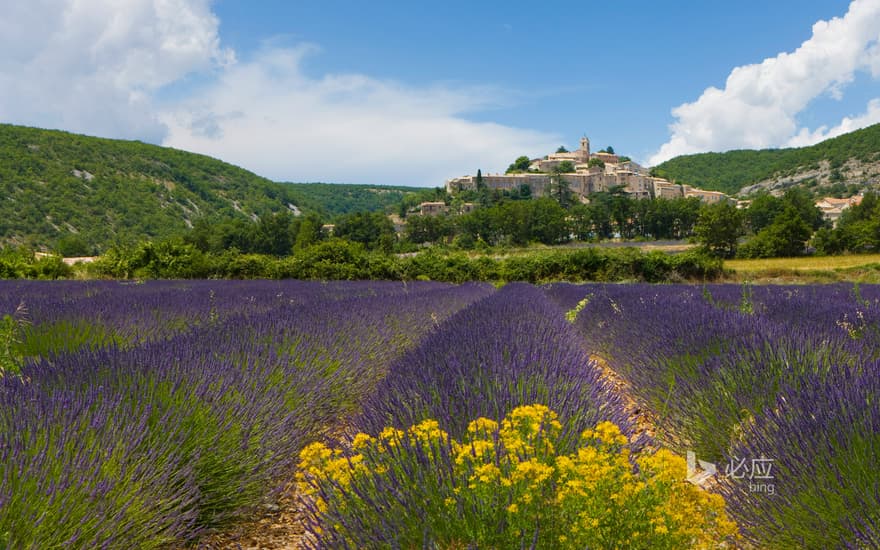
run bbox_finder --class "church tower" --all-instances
[579,136,590,162]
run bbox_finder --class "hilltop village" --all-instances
[444,137,728,204]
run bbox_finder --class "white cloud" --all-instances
[0,0,232,141]
[787,98,880,146]
[161,46,559,186]
[650,0,880,165]
[0,1,557,186]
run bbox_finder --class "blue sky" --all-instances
[2,0,879,186]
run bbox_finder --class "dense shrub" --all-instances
[0,248,71,279]
[82,240,723,283]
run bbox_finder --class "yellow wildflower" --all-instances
[351,432,374,450]
[296,407,740,548]
[466,416,498,435]
[408,418,448,443]
[511,458,554,486]
[471,463,501,484]
[378,426,404,450]
[456,439,495,466]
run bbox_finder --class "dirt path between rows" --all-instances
[590,354,660,450]
[188,481,311,550]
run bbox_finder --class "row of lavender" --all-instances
[0,280,494,549]
[305,283,633,547]
[546,282,880,548]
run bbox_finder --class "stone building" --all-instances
[419,201,448,216]
[815,195,862,225]
[445,136,731,205]
[530,137,592,172]
[653,179,685,200]
[683,187,728,203]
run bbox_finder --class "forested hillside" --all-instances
[652,123,880,196]
[0,124,302,253]
[284,182,431,217]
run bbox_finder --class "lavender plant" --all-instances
[560,284,871,460]
[556,282,880,546]
[0,280,492,548]
[355,283,632,452]
[721,365,880,549]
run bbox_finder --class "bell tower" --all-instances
[579,136,590,162]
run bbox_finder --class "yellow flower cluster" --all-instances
[297,441,365,513]
[498,403,562,456]
[639,449,740,546]
[582,420,630,447]
[296,405,739,548]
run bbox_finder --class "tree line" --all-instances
[407,191,704,248]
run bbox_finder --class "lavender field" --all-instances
[1,280,878,548]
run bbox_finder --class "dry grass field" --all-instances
[726,254,880,272]
[724,254,880,283]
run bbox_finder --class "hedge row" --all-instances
[81,239,723,283]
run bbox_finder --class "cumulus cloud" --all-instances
[161,46,559,186]
[0,0,557,186]
[0,0,232,141]
[650,0,880,165]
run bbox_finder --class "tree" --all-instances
[55,234,93,256]
[584,192,615,239]
[811,227,845,255]
[529,198,569,244]
[456,208,499,246]
[605,146,615,154]
[568,204,593,241]
[693,202,743,258]
[249,212,294,256]
[834,192,880,253]
[556,146,569,153]
[738,205,812,258]
[557,161,575,173]
[405,214,453,244]
[334,212,396,250]
[745,192,784,234]
[588,158,605,169]
[549,168,574,208]
[506,156,532,173]
[293,215,322,251]
[642,197,701,240]
[781,188,825,231]
[607,186,634,239]
[474,169,491,207]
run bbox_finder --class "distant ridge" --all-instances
[284,182,430,217]
[652,123,880,196]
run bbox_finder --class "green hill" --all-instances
[652,123,880,196]
[0,124,304,254]
[284,182,430,218]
